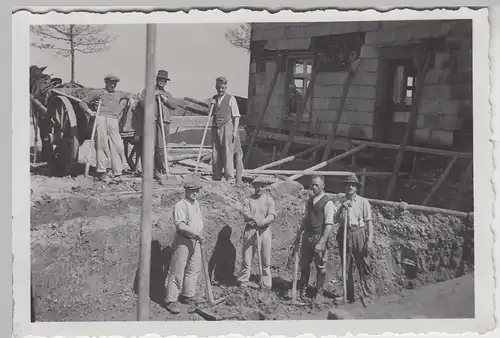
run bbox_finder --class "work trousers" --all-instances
[299,232,329,291]
[137,120,170,173]
[337,226,375,302]
[94,116,125,175]
[211,120,242,180]
[165,235,202,303]
[238,226,272,288]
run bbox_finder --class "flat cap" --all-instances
[216,76,228,84]
[184,180,202,190]
[252,175,271,185]
[104,74,120,82]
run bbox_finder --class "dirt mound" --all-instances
[31,180,474,321]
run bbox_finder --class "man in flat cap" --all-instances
[210,76,242,184]
[79,74,132,183]
[335,174,375,304]
[137,70,178,184]
[163,178,205,314]
[237,176,276,289]
[293,174,337,303]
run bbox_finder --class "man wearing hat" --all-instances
[237,176,276,289]
[335,174,375,303]
[210,76,242,184]
[293,174,337,303]
[164,179,205,314]
[80,74,132,183]
[137,70,178,184]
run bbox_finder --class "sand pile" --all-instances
[30,179,473,321]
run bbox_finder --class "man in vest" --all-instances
[237,176,276,289]
[210,76,242,183]
[335,174,375,303]
[79,75,131,183]
[163,179,206,314]
[293,175,336,303]
[137,70,178,184]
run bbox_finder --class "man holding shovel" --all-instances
[164,179,206,314]
[137,70,178,184]
[335,174,375,304]
[293,175,336,303]
[237,176,276,289]
[210,76,242,184]
[79,75,131,183]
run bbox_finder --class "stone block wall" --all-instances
[248,20,472,148]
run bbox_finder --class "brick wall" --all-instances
[249,20,472,148]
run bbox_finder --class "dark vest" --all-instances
[212,94,232,127]
[305,194,331,236]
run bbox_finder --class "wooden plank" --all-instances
[245,169,400,177]
[286,144,367,182]
[244,55,285,166]
[254,141,327,170]
[279,57,322,160]
[422,156,459,206]
[322,59,360,161]
[170,115,210,129]
[366,198,468,218]
[452,159,473,210]
[385,50,432,201]
[352,140,472,159]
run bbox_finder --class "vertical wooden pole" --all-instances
[360,168,367,196]
[244,55,284,166]
[385,50,432,200]
[452,159,473,210]
[137,23,157,321]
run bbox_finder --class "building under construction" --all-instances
[243,20,473,210]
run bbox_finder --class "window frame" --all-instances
[389,58,417,123]
[284,54,315,121]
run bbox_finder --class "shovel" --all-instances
[200,242,227,306]
[255,229,264,290]
[157,96,170,177]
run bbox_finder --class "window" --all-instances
[390,61,417,123]
[284,57,314,120]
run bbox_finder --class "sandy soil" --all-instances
[30,165,474,322]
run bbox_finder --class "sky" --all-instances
[30,24,250,100]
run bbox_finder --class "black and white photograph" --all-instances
[12,7,494,337]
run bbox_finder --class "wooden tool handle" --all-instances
[157,96,169,175]
[342,209,348,302]
[195,104,214,174]
[85,100,102,177]
[255,230,263,282]
[291,249,299,303]
[200,243,215,303]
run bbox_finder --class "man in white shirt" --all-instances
[164,180,205,314]
[335,174,375,304]
[210,76,242,183]
[293,175,337,303]
[237,176,277,289]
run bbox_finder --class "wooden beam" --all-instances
[138,23,157,322]
[254,141,327,170]
[279,58,321,160]
[322,59,360,162]
[385,50,432,201]
[286,144,367,182]
[422,156,459,206]
[366,198,468,218]
[360,168,367,196]
[452,159,473,210]
[245,169,399,177]
[352,140,472,159]
[244,55,285,166]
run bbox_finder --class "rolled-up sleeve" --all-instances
[229,96,241,118]
[363,199,373,222]
[324,200,335,225]
[173,201,189,227]
[266,196,277,217]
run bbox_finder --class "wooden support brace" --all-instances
[360,168,367,196]
[352,140,472,159]
[243,55,285,166]
[279,58,322,160]
[254,140,327,171]
[452,159,473,210]
[245,169,397,177]
[422,156,459,206]
[385,50,432,201]
[286,144,367,182]
[366,198,469,218]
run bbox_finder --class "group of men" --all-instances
[79,71,242,184]
[162,172,375,314]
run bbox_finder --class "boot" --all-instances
[154,170,165,185]
[164,301,180,314]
